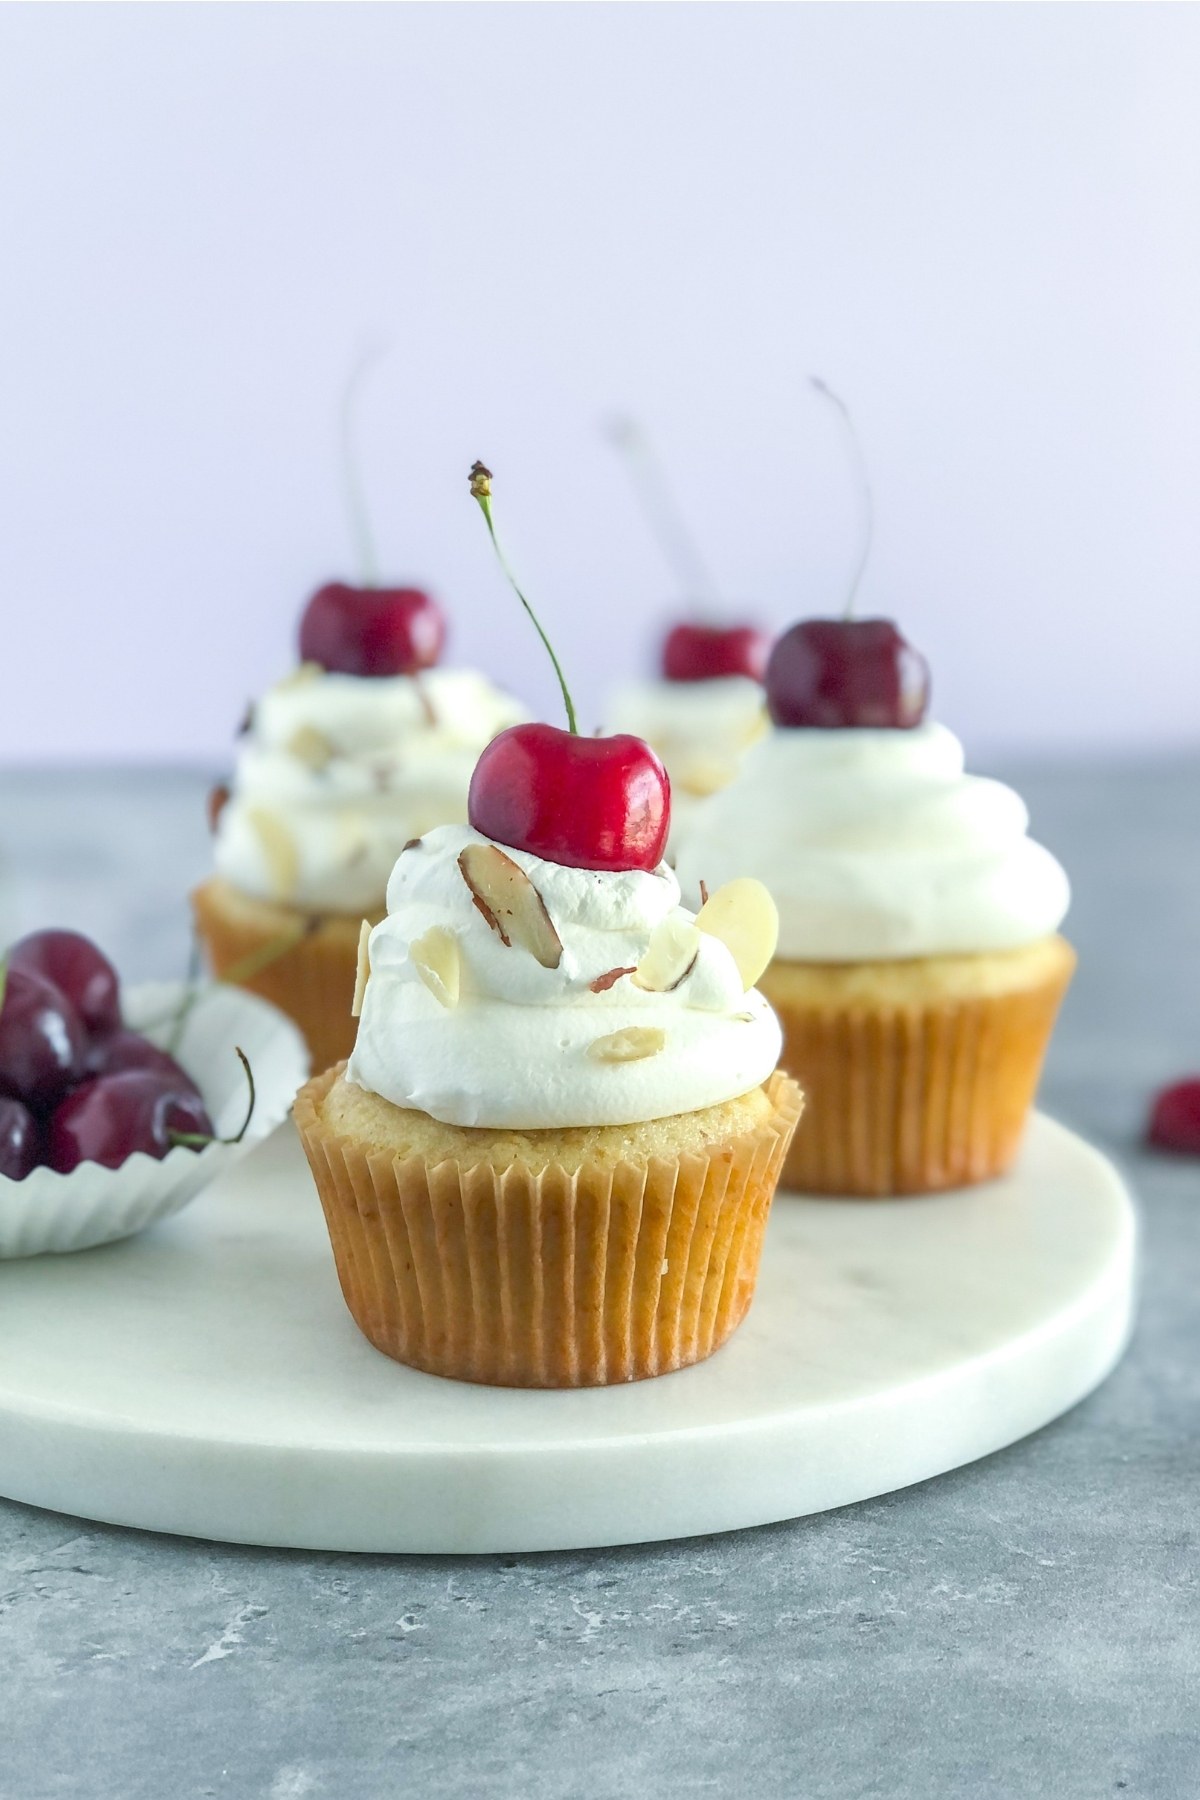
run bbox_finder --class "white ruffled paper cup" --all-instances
[0,980,309,1258]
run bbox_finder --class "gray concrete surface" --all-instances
[0,760,1197,1800]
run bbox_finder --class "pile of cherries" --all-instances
[0,930,213,1182]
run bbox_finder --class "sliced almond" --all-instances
[633,915,701,993]
[589,965,636,994]
[695,878,779,991]
[587,1026,667,1064]
[275,661,323,691]
[287,724,336,771]
[457,843,563,969]
[351,919,372,1017]
[410,926,462,1009]
[246,808,299,902]
[206,782,231,835]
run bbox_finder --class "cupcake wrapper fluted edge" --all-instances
[294,1065,803,1388]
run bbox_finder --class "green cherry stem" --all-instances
[606,415,721,617]
[341,340,389,589]
[810,376,874,621]
[469,462,579,736]
[168,1046,257,1151]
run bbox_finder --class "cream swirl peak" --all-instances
[346,824,782,1128]
[674,722,1070,962]
[213,667,526,914]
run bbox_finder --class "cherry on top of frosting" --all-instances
[661,622,770,684]
[298,583,446,679]
[765,617,930,730]
[467,462,671,873]
[1146,1077,1200,1155]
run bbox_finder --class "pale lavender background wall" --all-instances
[1,4,1198,765]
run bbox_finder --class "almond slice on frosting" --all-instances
[286,724,336,771]
[351,919,372,1017]
[410,926,462,1009]
[587,1026,666,1064]
[457,843,563,969]
[246,808,299,902]
[633,915,701,993]
[695,878,779,990]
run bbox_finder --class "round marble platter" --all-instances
[0,1115,1135,1555]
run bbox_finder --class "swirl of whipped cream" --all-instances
[674,723,1070,961]
[606,676,767,801]
[347,824,782,1128]
[213,667,526,914]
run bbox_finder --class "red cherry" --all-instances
[9,929,121,1039]
[298,583,446,678]
[468,724,670,873]
[1146,1078,1200,1155]
[662,622,770,683]
[46,1071,214,1173]
[766,618,930,729]
[84,1028,203,1095]
[0,1096,39,1180]
[0,968,86,1108]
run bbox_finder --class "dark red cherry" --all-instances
[1146,1078,1200,1155]
[0,1096,39,1180]
[9,929,121,1039]
[298,583,446,678]
[662,622,770,683]
[46,1072,215,1174]
[765,618,930,729]
[84,1028,203,1096]
[468,723,670,873]
[0,968,86,1107]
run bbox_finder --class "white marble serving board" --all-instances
[0,1115,1135,1554]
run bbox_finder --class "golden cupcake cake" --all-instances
[294,463,802,1386]
[193,580,525,1070]
[675,615,1074,1197]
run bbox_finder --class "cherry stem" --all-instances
[341,340,389,588]
[606,416,721,616]
[810,376,874,620]
[469,462,579,736]
[169,1046,256,1151]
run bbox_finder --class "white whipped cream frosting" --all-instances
[213,667,526,914]
[674,723,1070,962]
[347,824,782,1128]
[606,676,767,801]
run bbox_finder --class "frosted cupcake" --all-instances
[603,416,770,840]
[675,615,1074,1197]
[193,580,525,1070]
[606,623,770,844]
[293,463,802,1386]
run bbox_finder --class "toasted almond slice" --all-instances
[587,1026,666,1064]
[589,965,636,993]
[275,661,323,691]
[287,723,336,771]
[457,842,563,969]
[351,919,372,1017]
[246,808,299,902]
[695,878,779,990]
[206,782,231,835]
[633,915,701,993]
[410,926,462,1009]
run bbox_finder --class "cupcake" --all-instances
[606,623,770,844]
[293,463,802,1386]
[675,615,1074,1197]
[193,580,525,1071]
[603,416,770,841]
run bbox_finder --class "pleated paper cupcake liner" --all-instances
[295,1067,803,1388]
[768,957,1074,1198]
[0,981,309,1258]
[192,878,376,1073]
